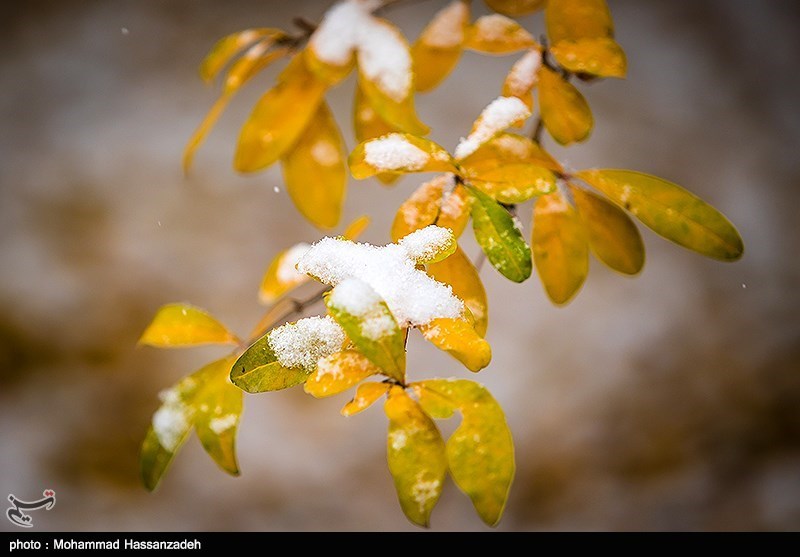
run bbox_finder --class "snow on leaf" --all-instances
[398,225,457,265]
[350,133,455,178]
[427,246,488,337]
[463,14,536,55]
[296,231,464,328]
[454,96,531,160]
[391,175,451,242]
[502,49,542,109]
[326,279,406,381]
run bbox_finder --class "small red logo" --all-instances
[43,490,55,498]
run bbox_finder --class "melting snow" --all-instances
[277,243,311,283]
[398,225,452,262]
[421,1,468,49]
[208,414,237,434]
[152,387,190,451]
[505,49,542,96]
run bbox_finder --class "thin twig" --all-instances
[247,285,330,344]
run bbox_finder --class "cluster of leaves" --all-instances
[140,225,510,527]
[140,0,745,529]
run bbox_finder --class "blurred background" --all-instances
[1,0,798,531]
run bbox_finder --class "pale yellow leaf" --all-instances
[139,304,238,347]
[341,382,391,416]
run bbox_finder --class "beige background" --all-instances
[1,0,798,531]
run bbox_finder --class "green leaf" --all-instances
[326,279,406,382]
[305,350,380,398]
[413,379,515,527]
[577,169,744,261]
[532,192,589,305]
[138,303,238,348]
[384,387,447,527]
[570,185,644,275]
[230,334,310,393]
[468,185,532,282]
[140,426,188,492]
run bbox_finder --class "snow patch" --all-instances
[455,96,531,160]
[364,134,429,171]
[267,316,347,370]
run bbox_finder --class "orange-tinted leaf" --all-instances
[545,0,614,45]
[435,184,471,238]
[305,42,356,86]
[550,37,626,78]
[384,387,447,527]
[343,215,371,240]
[305,350,381,398]
[464,14,537,55]
[258,243,312,304]
[139,303,238,347]
[234,54,327,172]
[391,175,450,242]
[419,317,491,372]
[532,192,588,305]
[353,83,402,185]
[538,65,593,145]
[570,185,644,275]
[281,101,346,229]
[199,28,282,83]
[412,0,470,92]
[577,169,744,261]
[341,382,391,416]
[350,133,456,179]
[427,247,488,337]
[484,0,546,17]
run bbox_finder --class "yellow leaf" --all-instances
[550,37,626,78]
[538,65,593,145]
[391,175,450,242]
[459,132,563,174]
[464,14,537,55]
[199,28,282,83]
[419,317,491,372]
[192,357,243,476]
[501,49,543,110]
[427,247,488,337]
[357,19,429,135]
[532,192,588,305]
[139,303,238,347]
[184,45,290,174]
[412,0,470,92]
[469,163,557,203]
[577,169,744,261]
[281,102,346,229]
[484,0,546,17]
[545,0,614,45]
[257,243,311,304]
[435,184,471,239]
[343,215,371,240]
[305,350,381,398]
[384,387,447,527]
[349,133,456,179]
[413,379,514,527]
[341,382,391,416]
[305,42,356,86]
[141,357,242,490]
[234,54,327,173]
[570,185,644,275]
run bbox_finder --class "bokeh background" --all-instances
[1,0,798,531]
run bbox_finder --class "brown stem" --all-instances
[247,285,330,344]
